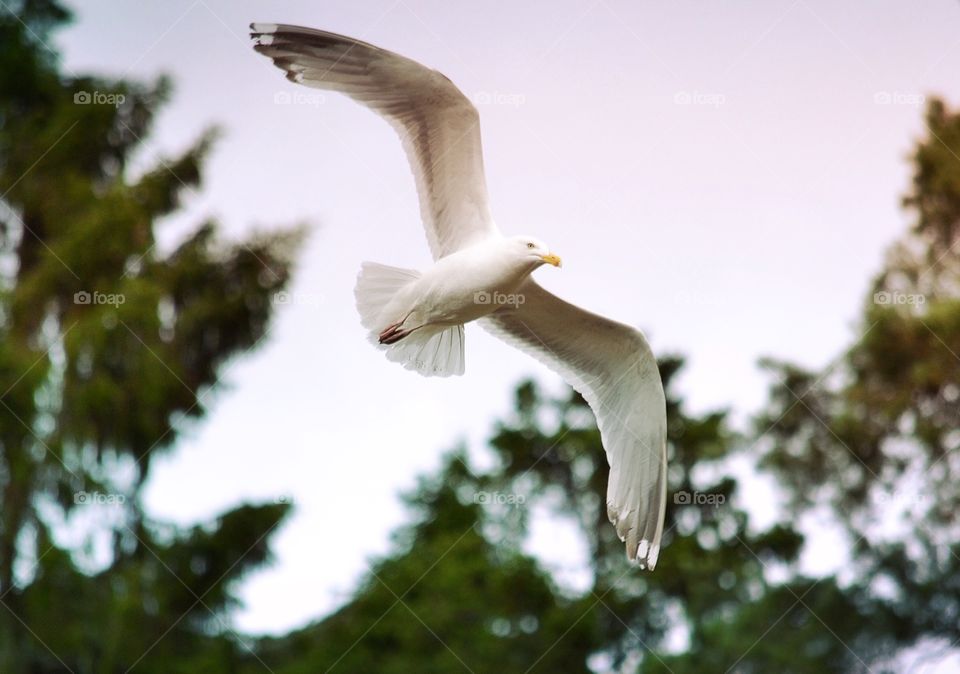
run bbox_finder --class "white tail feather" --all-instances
[354,262,465,378]
[355,262,420,331]
[383,324,465,377]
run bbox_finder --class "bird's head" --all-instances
[510,235,562,270]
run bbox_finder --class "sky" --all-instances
[55,0,960,638]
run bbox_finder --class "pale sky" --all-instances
[57,0,959,638]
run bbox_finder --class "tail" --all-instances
[354,262,465,378]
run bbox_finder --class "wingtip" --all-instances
[250,23,279,46]
[250,22,278,34]
[610,503,662,571]
[625,537,660,571]
[637,539,661,571]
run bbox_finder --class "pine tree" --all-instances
[249,452,599,673]
[756,97,960,667]
[0,2,300,670]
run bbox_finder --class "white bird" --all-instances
[251,24,668,569]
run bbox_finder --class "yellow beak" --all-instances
[541,253,562,268]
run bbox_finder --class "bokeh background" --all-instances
[1,0,959,671]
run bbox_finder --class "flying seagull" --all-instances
[251,23,667,569]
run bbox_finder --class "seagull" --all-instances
[251,24,667,569]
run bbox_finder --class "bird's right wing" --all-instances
[251,23,498,259]
[481,279,667,569]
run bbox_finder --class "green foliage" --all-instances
[0,1,299,671]
[19,504,289,674]
[250,454,598,674]
[754,96,960,667]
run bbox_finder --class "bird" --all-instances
[250,23,668,569]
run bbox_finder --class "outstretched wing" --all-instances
[481,280,667,569]
[251,23,498,259]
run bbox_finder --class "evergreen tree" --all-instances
[756,97,960,667]
[0,1,300,670]
[250,453,600,673]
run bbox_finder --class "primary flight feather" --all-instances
[251,23,668,569]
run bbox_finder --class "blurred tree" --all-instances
[0,1,300,671]
[486,366,825,672]
[755,96,960,668]
[19,503,290,674]
[249,452,600,674]
[249,360,871,672]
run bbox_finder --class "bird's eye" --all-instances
[526,242,535,249]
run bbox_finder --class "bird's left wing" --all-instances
[481,280,667,569]
[250,23,498,259]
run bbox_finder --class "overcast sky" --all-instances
[57,0,959,636]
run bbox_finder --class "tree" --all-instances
[0,1,300,670]
[243,359,812,672]
[756,97,960,667]
[249,452,600,673]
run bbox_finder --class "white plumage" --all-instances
[252,23,667,569]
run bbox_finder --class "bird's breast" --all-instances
[413,251,530,325]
